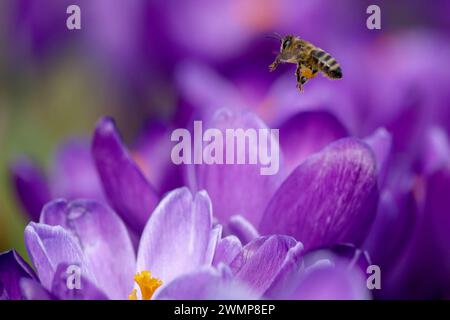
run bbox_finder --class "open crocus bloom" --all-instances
[1,185,371,300]
[21,187,219,300]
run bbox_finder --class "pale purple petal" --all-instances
[205,225,223,266]
[264,242,304,299]
[137,187,214,284]
[92,116,159,233]
[0,250,36,300]
[40,199,136,299]
[260,138,378,251]
[193,109,283,227]
[229,236,268,274]
[10,157,51,221]
[213,236,242,267]
[278,110,348,175]
[51,263,108,300]
[232,235,298,297]
[227,215,259,245]
[24,222,92,291]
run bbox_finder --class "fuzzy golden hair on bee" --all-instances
[268,34,343,93]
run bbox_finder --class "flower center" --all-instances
[128,271,162,300]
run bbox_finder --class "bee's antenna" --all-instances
[265,32,282,41]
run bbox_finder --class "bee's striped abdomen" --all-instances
[312,49,342,79]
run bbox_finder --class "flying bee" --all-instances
[268,34,343,92]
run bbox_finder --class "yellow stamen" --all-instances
[129,271,162,300]
[128,289,138,300]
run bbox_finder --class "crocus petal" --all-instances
[364,127,392,186]
[137,187,214,284]
[0,250,36,300]
[24,222,91,291]
[260,138,378,251]
[10,157,51,221]
[227,215,259,245]
[20,278,53,300]
[192,109,283,227]
[40,199,136,299]
[213,236,242,267]
[51,139,105,201]
[264,242,304,299]
[278,110,348,175]
[205,225,223,268]
[92,116,159,233]
[290,261,370,300]
[51,263,108,300]
[231,235,299,297]
[155,265,254,300]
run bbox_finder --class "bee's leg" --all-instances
[310,65,319,78]
[295,64,308,92]
[269,56,281,72]
[297,65,318,92]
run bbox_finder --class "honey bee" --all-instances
[268,34,343,92]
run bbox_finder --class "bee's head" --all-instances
[281,35,294,51]
[266,33,300,58]
[281,35,303,56]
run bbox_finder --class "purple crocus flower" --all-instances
[4,103,387,300]
[4,187,218,300]
[3,111,378,300]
